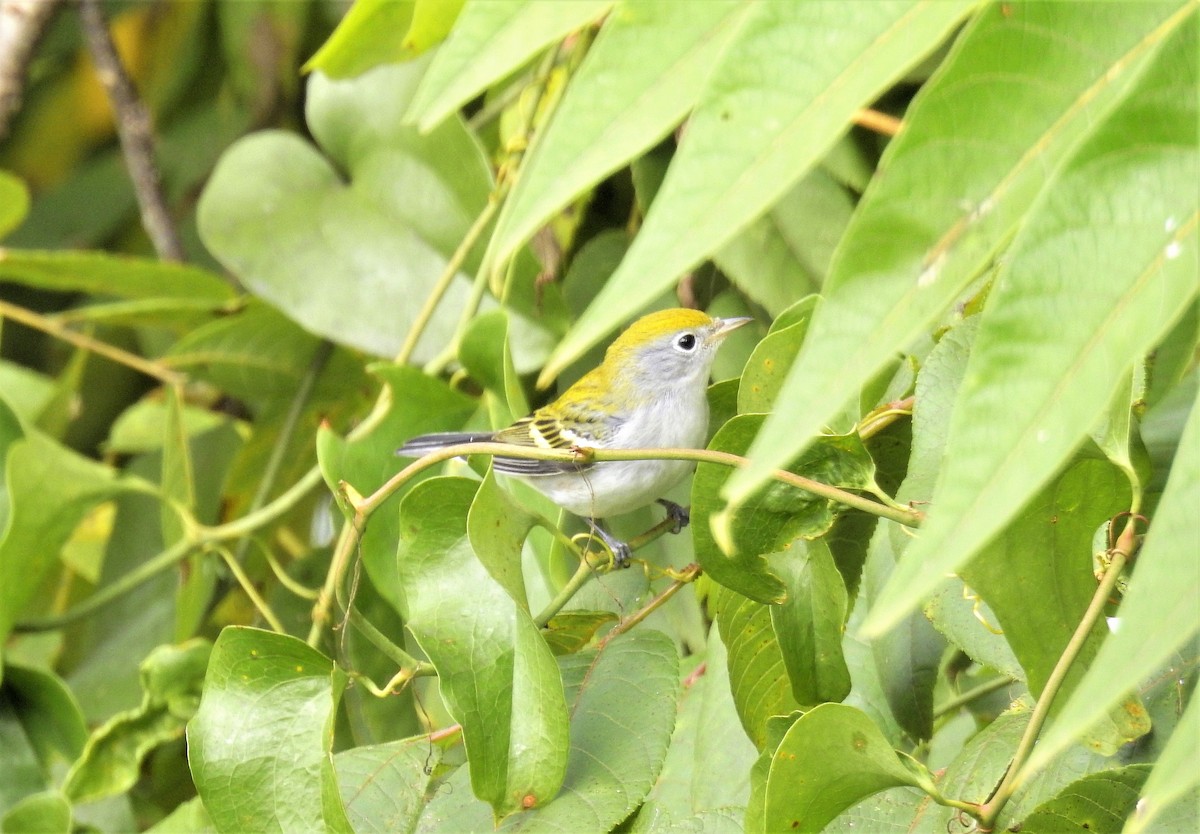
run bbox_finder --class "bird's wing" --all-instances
[491,413,600,476]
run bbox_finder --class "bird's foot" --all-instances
[656,499,690,535]
[590,521,633,569]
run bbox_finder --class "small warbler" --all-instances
[397,308,752,565]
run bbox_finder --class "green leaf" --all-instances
[305,0,464,78]
[1027,389,1200,774]
[864,10,1199,633]
[1019,766,1150,834]
[415,630,680,831]
[540,611,615,656]
[159,386,196,550]
[106,397,237,456]
[692,415,874,604]
[488,0,747,267]
[335,737,441,834]
[199,59,496,363]
[724,0,1194,519]
[318,365,476,616]
[396,477,568,819]
[64,640,210,803]
[762,703,936,834]
[541,0,975,384]
[467,469,536,610]
[959,455,1146,753]
[144,797,214,834]
[0,250,232,301]
[863,523,944,742]
[0,432,130,652]
[714,170,856,314]
[1,791,70,834]
[736,304,815,415]
[406,0,614,131]
[1127,697,1200,834]
[0,364,53,426]
[459,309,528,427]
[770,539,851,706]
[0,171,30,238]
[187,627,352,834]
[711,583,801,749]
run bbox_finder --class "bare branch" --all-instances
[77,0,184,262]
[0,0,65,141]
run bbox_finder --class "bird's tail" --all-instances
[395,432,496,458]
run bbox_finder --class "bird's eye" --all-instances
[676,333,697,351]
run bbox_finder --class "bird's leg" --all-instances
[588,519,632,568]
[656,499,690,535]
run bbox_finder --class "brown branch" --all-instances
[854,107,902,136]
[0,0,65,141]
[77,0,184,262]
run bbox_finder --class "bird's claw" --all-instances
[656,499,690,535]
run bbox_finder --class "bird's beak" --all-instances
[713,316,753,340]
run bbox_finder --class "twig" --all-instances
[933,675,1016,719]
[853,107,902,136]
[361,442,925,528]
[78,0,184,262]
[0,0,64,141]
[977,520,1139,829]
[0,298,185,385]
[597,563,702,648]
[214,545,285,633]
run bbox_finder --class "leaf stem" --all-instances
[933,676,1016,719]
[533,557,594,628]
[214,545,285,633]
[976,520,1137,829]
[0,298,185,385]
[394,196,500,366]
[598,563,702,647]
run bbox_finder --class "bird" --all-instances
[396,308,752,566]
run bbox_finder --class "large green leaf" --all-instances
[770,539,851,707]
[711,584,801,749]
[863,11,1199,633]
[0,250,232,301]
[541,0,975,384]
[724,0,1194,515]
[415,630,680,832]
[395,477,568,819]
[198,59,492,362]
[1,792,71,834]
[187,628,352,834]
[487,0,747,267]
[1019,766,1150,834]
[1026,390,1200,775]
[335,737,441,834]
[761,703,936,833]
[406,0,614,131]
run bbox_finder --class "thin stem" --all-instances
[214,546,285,633]
[394,198,500,366]
[258,539,320,600]
[233,340,333,565]
[78,0,184,262]
[344,606,430,674]
[15,537,195,631]
[0,299,185,385]
[598,563,702,647]
[307,508,362,646]
[934,676,1015,719]
[857,396,916,441]
[533,558,594,628]
[977,522,1137,829]
[358,443,924,528]
[13,466,328,632]
[853,107,902,136]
